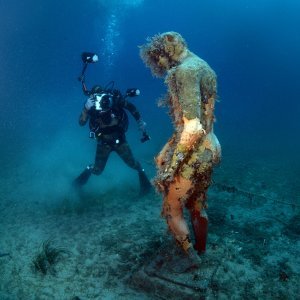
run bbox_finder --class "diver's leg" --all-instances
[115,142,152,195]
[115,141,141,170]
[73,143,111,187]
[73,164,94,187]
[93,143,111,175]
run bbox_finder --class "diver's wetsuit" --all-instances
[74,92,151,194]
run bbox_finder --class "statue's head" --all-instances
[140,31,187,77]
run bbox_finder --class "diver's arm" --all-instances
[122,100,147,131]
[122,100,141,121]
[79,107,89,126]
[79,96,94,126]
[121,99,150,141]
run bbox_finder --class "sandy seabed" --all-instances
[0,156,299,300]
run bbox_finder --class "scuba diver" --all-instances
[73,52,152,196]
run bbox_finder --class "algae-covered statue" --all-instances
[140,32,221,264]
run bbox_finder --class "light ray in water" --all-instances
[96,0,144,75]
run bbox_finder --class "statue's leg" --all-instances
[187,194,208,254]
[162,176,193,252]
[185,163,213,254]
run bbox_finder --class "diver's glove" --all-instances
[137,119,150,143]
[137,119,147,132]
[84,96,95,110]
[141,132,150,143]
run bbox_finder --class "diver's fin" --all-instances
[72,165,93,187]
[138,169,152,196]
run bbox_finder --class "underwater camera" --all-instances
[94,93,113,111]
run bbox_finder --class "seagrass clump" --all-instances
[32,239,69,275]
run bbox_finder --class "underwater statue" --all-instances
[140,32,221,263]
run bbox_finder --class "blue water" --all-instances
[0,0,299,298]
[1,0,299,167]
